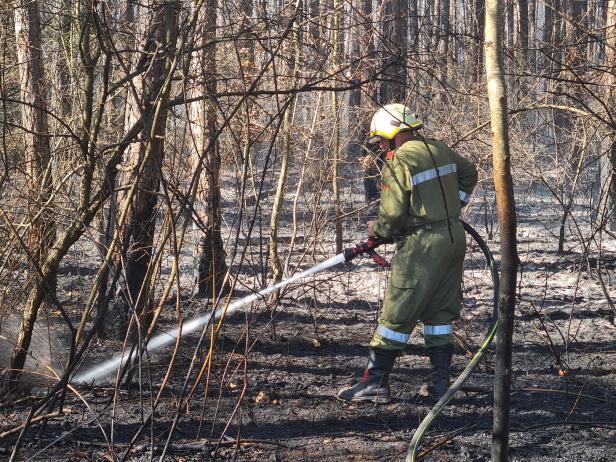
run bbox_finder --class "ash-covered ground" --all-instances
[1,188,615,461]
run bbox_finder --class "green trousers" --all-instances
[370,220,466,350]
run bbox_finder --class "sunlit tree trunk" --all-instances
[190,0,229,299]
[485,0,518,460]
[8,0,56,387]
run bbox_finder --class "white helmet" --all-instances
[369,103,423,140]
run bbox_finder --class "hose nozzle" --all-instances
[343,237,390,268]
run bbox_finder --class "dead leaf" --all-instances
[255,390,269,404]
[312,338,321,348]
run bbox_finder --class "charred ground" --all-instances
[1,205,616,461]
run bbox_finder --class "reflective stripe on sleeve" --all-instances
[411,163,457,186]
[423,324,453,336]
[459,190,471,203]
[376,324,410,344]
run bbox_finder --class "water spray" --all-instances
[73,241,383,384]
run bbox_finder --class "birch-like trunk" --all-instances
[484,0,518,459]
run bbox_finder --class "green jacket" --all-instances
[372,138,478,241]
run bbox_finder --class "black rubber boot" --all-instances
[427,345,453,400]
[337,348,397,404]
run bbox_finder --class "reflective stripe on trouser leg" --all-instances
[370,279,419,351]
[423,324,454,348]
[375,324,411,344]
[423,324,452,336]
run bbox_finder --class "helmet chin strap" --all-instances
[388,138,396,151]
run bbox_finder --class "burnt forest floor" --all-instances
[1,204,616,461]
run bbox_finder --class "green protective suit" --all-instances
[370,137,478,350]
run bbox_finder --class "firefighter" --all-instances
[338,104,478,404]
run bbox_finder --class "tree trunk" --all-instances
[436,0,450,91]
[380,0,408,103]
[603,0,616,231]
[53,0,73,121]
[190,0,229,299]
[517,0,529,65]
[331,0,343,253]
[8,0,56,388]
[269,0,302,301]
[505,0,514,51]
[95,0,135,335]
[347,0,362,161]
[110,0,179,339]
[356,0,380,205]
[15,0,55,265]
[409,0,418,45]
[528,0,536,70]
[484,0,519,460]
[472,0,485,80]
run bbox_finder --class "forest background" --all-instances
[0,0,615,460]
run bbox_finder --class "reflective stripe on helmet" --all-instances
[411,163,457,186]
[376,324,410,344]
[423,324,453,336]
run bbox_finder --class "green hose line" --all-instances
[406,220,500,462]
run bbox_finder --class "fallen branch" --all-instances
[0,411,62,440]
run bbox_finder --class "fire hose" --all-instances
[343,220,499,461]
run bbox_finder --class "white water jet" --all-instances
[73,252,347,384]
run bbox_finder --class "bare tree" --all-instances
[485,0,519,459]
